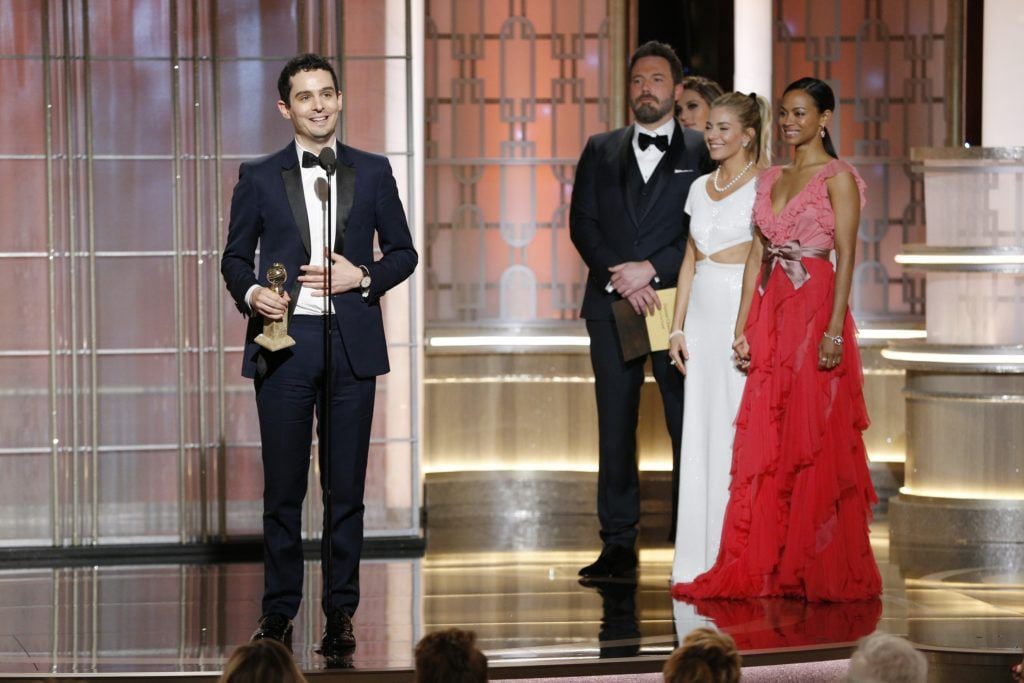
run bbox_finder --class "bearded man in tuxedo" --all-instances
[571,41,710,579]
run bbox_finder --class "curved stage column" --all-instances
[887,147,1024,569]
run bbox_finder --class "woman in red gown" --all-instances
[672,77,881,603]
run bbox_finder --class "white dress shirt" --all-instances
[246,139,337,315]
[601,120,674,292]
[292,140,337,315]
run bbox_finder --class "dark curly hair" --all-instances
[414,628,488,683]
[277,53,339,105]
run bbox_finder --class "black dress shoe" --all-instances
[317,608,356,660]
[578,545,638,580]
[251,613,293,648]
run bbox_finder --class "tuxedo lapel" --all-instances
[617,125,639,230]
[281,162,311,257]
[334,143,356,253]
[640,121,686,224]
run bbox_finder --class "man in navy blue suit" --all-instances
[571,42,709,580]
[221,53,417,659]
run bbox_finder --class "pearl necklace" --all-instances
[713,159,755,193]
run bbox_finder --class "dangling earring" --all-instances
[819,127,826,139]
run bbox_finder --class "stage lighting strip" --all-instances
[422,547,673,567]
[894,245,1024,271]
[427,329,923,350]
[905,577,1024,590]
[427,335,590,348]
[881,348,1024,366]
[426,455,904,472]
[868,452,906,463]
[857,329,926,340]
[899,485,1024,501]
[424,461,671,474]
[425,374,595,384]
[426,370,904,383]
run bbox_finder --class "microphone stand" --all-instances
[318,146,337,616]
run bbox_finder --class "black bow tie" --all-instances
[301,150,321,168]
[638,132,669,152]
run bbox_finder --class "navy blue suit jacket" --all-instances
[569,123,710,320]
[221,141,417,379]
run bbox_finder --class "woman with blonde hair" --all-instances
[668,91,771,586]
[674,77,881,602]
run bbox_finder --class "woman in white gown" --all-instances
[668,92,771,584]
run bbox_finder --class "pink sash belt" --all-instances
[760,240,831,293]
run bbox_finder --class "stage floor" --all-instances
[0,521,1022,679]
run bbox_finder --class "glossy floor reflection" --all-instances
[0,522,1023,676]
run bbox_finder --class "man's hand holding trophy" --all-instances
[254,262,296,351]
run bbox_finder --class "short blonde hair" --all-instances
[711,91,773,168]
[663,627,741,683]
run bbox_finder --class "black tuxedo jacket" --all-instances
[221,141,417,379]
[570,123,709,320]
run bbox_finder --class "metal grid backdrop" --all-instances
[772,0,942,318]
[424,0,943,323]
[424,0,608,322]
[0,0,420,547]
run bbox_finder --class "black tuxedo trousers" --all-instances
[254,315,375,618]
[570,123,710,547]
[588,319,683,547]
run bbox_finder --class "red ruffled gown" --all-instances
[672,159,881,603]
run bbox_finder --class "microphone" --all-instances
[317,142,336,593]
[318,147,337,176]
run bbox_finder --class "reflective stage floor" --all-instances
[0,522,1022,680]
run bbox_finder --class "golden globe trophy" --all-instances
[254,263,296,351]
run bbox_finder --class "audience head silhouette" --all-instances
[845,633,927,683]
[663,627,741,683]
[219,639,306,683]
[414,628,488,683]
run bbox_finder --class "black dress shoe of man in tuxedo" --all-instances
[251,613,293,649]
[317,608,356,660]
[579,544,638,580]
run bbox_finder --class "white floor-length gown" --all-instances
[671,174,756,584]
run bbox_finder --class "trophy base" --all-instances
[254,333,297,352]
